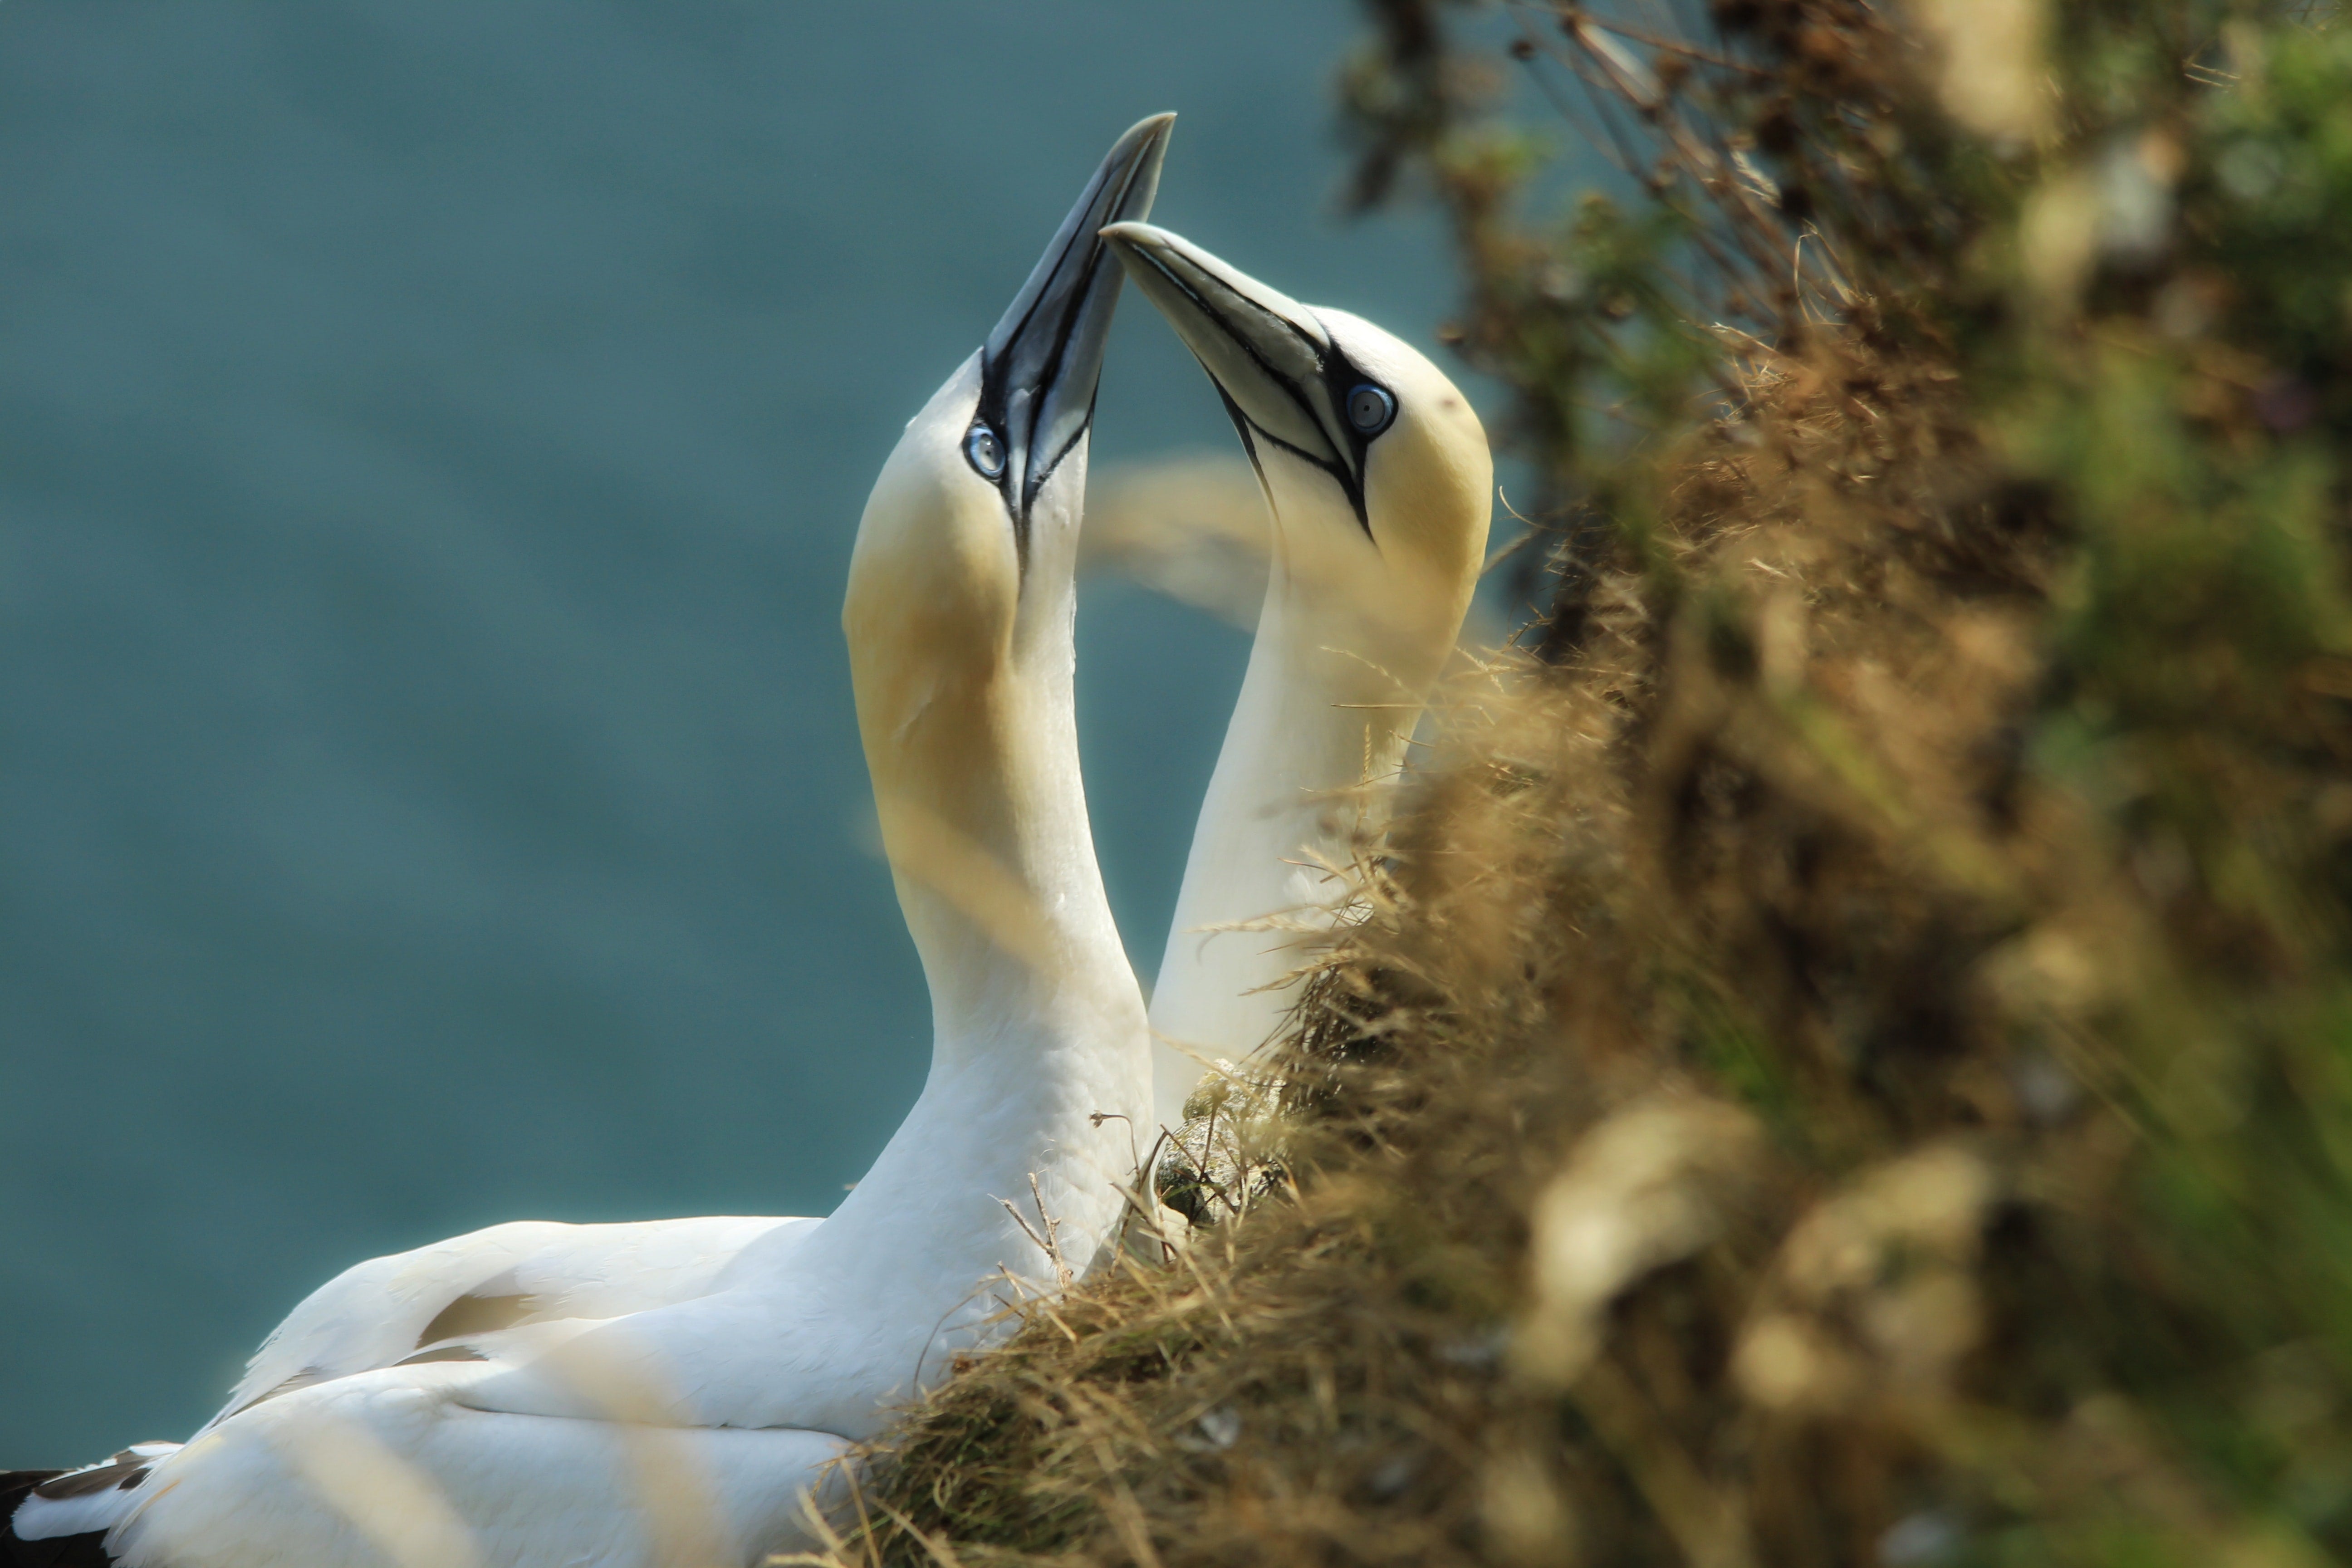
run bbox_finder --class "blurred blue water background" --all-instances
[0,2,1478,1455]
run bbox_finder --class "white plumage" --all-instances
[1102,223,1494,1128]
[5,114,1172,1568]
[5,129,1504,1568]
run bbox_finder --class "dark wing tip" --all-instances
[3,1470,117,1568]
[0,1474,64,1515]
[24,1454,160,1504]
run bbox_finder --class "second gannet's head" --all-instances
[846,116,1171,841]
[1100,222,1491,695]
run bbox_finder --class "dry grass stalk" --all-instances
[789,2,2352,1563]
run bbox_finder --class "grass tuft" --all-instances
[796,3,2352,1563]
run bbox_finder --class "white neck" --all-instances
[456,428,1158,1442]
[727,426,1152,1432]
[1147,502,1460,1131]
[842,487,1149,1268]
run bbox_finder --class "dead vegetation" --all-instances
[794,2,2352,1563]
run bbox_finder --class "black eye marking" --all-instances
[1116,253,1377,535]
[1347,383,1396,435]
[965,424,1007,480]
[1125,251,1395,539]
[1218,319,1391,538]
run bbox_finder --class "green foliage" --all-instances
[2195,23,2352,412]
[813,4,2352,1565]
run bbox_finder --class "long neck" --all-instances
[825,497,1151,1313]
[887,613,1140,1085]
[1147,554,1439,1131]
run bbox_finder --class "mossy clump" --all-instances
[800,3,2352,1564]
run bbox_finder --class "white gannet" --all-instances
[2,113,1172,1568]
[1098,223,1494,1133]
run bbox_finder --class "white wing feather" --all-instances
[212,1216,812,1427]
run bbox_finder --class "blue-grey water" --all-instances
[0,3,1470,1456]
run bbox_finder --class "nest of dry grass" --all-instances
[797,3,2352,1564]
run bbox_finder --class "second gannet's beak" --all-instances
[975,114,1174,554]
[1098,221,1372,527]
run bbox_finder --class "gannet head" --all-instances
[846,115,1171,856]
[1098,222,1491,694]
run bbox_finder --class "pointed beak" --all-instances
[981,114,1175,530]
[1098,221,1366,512]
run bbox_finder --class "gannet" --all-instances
[1098,224,1494,1133]
[2,113,1172,1568]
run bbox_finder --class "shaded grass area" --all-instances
[805,2,2352,1563]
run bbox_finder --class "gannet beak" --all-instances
[980,113,1175,531]
[1097,222,1367,518]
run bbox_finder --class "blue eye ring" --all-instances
[965,424,1006,480]
[1345,382,1396,436]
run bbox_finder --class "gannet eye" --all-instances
[965,424,1007,480]
[1346,383,1396,436]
